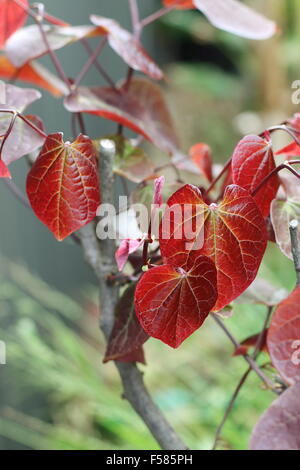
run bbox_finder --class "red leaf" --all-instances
[189,143,213,182]
[163,0,195,10]
[0,82,45,174]
[90,16,163,80]
[64,77,180,155]
[5,24,105,67]
[250,382,300,450]
[104,284,149,363]
[193,0,276,40]
[0,159,11,178]
[26,133,100,241]
[276,141,300,157]
[135,253,217,348]
[233,329,268,356]
[159,184,267,311]
[0,0,28,48]
[0,55,68,96]
[267,286,300,385]
[231,135,280,217]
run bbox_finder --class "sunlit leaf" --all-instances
[90,15,163,80]
[194,0,276,40]
[159,184,268,311]
[65,77,180,155]
[5,24,105,67]
[0,55,68,96]
[26,133,100,241]
[231,135,280,217]
[0,0,28,48]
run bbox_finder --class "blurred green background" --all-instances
[0,0,299,450]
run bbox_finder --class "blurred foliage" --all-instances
[0,241,295,449]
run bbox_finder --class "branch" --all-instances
[212,306,273,450]
[289,219,300,287]
[212,314,279,392]
[79,141,187,450]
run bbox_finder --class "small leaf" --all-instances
[233,330,268,357]
[153,176,165,207]
[0,55,68,96]
[276,141,300,157]
[102,135,155,183]
[163,0,195,9]
[271,192,300,261]
[0,0,28,48]
[231,135,280,217]
[267,286,300,385]
[135,253,218,348]
[90,16,163,80]
[189,143,213,182]
[116,237,145,272]
[5,24,105,67]
[194,0,276,40]
[26,133,100,241]
[159,184,267,311]
[104,284,149,363]
[250,382,300,450]
[64,77,180,155]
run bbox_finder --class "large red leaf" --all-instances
[0,0,28,48]
[0,55,68,96]
[163,1,195,10]
[104,284,149,363]
[26,133,100,241]
[267,286,300,385]
[64,77,180,155]
[193,0,276,40]
[5,24,105,67]
[90,16,163,80]
[0,82,45,177]
[231,135,280,218]
[135,253,217,348]
[159,184,267,311]
[250,382,300,450]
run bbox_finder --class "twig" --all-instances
[80,39,118,89]
[251,161,300,197]
[139,6,174,30]
[212,314,278,391]
[128,0,140,37]
[212,307,273,450]
[74,38,107,88]
[289,219,300,287]
[79,141,187,450]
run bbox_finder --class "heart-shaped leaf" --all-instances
[64,77,180,155]
[0,0,28,48]
[231,135,280,217]
[250,382,300,450]
[104,283,149,363]
[0,55,68,96]
[90,16,163,80]
[193,0,276,40]
[135,253,217,348]
[159,184,267,311]
[26,133,100,241]
[267,286,300,385]
[5,24,105,67]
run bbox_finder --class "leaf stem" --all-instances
[251,161,300,197]
[204,158,232,197]
[80,39,118,90]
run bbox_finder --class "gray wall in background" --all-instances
[0,0,160,293]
